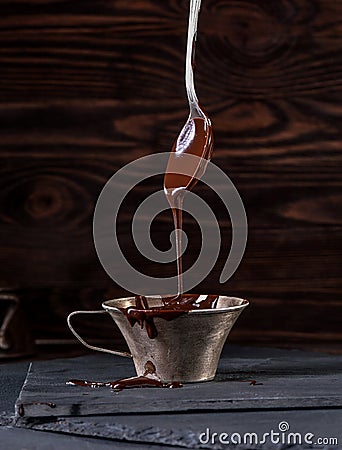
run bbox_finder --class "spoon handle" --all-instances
[185,0,203,117]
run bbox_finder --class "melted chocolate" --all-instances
[240,379,263,386]
[120,295,184,339]
[110,377,182,391]
[67,360,183,392]
[119,294,219,339]
[164,117,213,192]
[164,117,213,295]
[68,377,182,391]
[162,0,214,296]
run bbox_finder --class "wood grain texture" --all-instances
[0,0,341,353]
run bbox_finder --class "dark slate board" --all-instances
[0,426,187,450]
[15,408,342,450]
[15,346,342,418]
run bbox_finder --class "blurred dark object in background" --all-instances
[0,288,35,359]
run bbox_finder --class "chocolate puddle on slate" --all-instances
[67,360,182,392]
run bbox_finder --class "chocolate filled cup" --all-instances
[67,295,249,383]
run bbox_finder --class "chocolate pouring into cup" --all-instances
[164,0,213,296]
[67,295,248,383]
[67,0,249,390]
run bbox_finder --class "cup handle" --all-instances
[67,310,132,358]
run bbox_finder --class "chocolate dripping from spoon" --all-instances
[118,0,218,337]
[164,0,214,299]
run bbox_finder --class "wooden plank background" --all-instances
[0,0,341,354]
